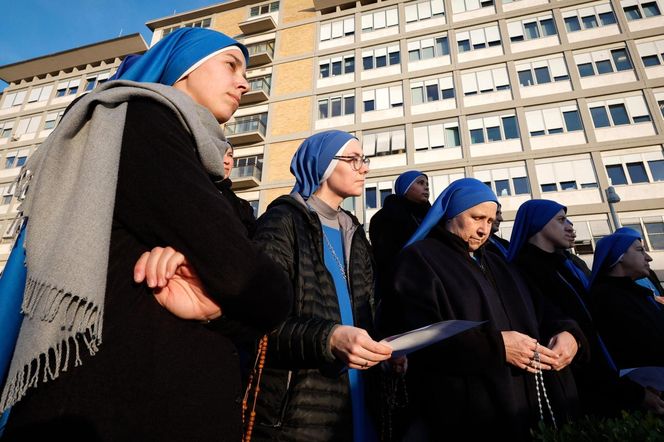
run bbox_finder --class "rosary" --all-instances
[532,343,557,430]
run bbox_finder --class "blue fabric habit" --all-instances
[405,178,497,247]
[612,227,660,295]
[590,233,640,286]
[321,226,375,442]
[394,170,425,196]
[110,28,249,85]
[290,130,357,199]
[507,199,566,262]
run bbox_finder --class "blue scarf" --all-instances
[290,130,357,199]
[406,178,497,247]
[590,233,640,286]
[507,199,566,262]
[394,170,426,196]
[110,28,248,85]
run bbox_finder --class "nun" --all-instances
[250,130,392,441]
[614,227,664,298]
[1,28,292,441]
[509,200,659,417]
[369,170,430,309]
[384,178,580,440]
[589,232,664,369]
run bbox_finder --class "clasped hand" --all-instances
[501,330,578,374]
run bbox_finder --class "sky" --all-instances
[0,0,223,90]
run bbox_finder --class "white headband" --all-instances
[176,46,244,83]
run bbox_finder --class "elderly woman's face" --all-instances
[174,49,249,123]
[617,239,652,280]
[325,140,369,199]
[446,201,497,252]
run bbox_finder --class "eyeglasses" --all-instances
[333,155,370,171]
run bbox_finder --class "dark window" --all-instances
[541,18,556,36]
[436,37,450,56]
[513,176,530,194]
[331,98,342,117]
[344,96,355,115]
[564,16,581,32]
[502,116,519,139]
[534,67,551,84]
[389,51,400,65]
[642,55,661,67]
[608,104,629,125]
[442,88,455,99]
[363,56,373,70]
[380,189,391,206]
[470,128,485,144]
[320,64,330,78]
[495,179,511,196]
[409,49,420,62]
[16,156,26,167]
[365,188,377,208]
[548,127,564,134]
[624,5,642,20]
[364,100,375,112]
[486,126,502,142]
[643,1,662,17]
[318,100,329,119]
[426,84,440,102]
[473,42,487,50]
[606,164,628,185]
[530,130,546,137]
[345,57,355,74]
[560,181,578,190]
[554,74,570,81]
[422,46,435,59]
[581,15,598,28]
[488,39,501,47]
[649,160,664,181]
[645,222,664,250]
[376,55,387,68]
[446,127,461,147]
[332,61,342,76]
[632,115,651,123]
[578,63,595,77]
[518,70,534,86]
[524,22,540,39]
[458,40,471,53]
[595,59,613,74]
[563,110,583,131]
[626,161,649,183]
[590,106,611,128]
[511,35,525,42]
[599,11,617,25]
[541,183,558,192]
[612,49,632,71]
[580,182,598,188]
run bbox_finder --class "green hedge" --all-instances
[533,411,664,441]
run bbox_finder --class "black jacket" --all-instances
[252,195,376,442]
[217,178,257,237]
[515,244,644,417]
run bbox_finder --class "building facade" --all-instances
[146,0,664,276]
[0,34,147,270]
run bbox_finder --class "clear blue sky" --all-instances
[0,0,223,90]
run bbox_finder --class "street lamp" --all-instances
[605,186,621,231]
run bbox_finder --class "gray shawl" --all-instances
[0,80,230,411]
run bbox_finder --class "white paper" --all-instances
[620,366,664,391]
[380,320,485,358]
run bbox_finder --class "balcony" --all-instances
[230,164,262,189]
[239,15,277,35]
[247,41,275,67]
[241,77,271,105]
[225,115,267,145]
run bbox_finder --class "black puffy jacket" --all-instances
[252,195,376,442]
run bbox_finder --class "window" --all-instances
[467,114,520,144]
[233,155,264,179]
[451,0,493,13]
[525,105,584,136]
[320,17,355,42]
[43,110,65,130]
[636,39,664,68]
[14,115,42,137]
[363,85,403,111]
[604,148,664,185]
[0,120,14,138]
[365,187,377,208]
[362,126,406,157]
[461,66,510,95]
[1,90,27,109]
[405,0,445,23]
[645,221,664,249]
[563,3,617,31]
[507,15,557,43]
[250,1,279,17]
[413,120,461,150]
[27,85,53,103]
[362,44,400,71]
[55,79,80,97]
[318,93,355,119]
[361,7,399,32]
[650,159,664,181]
[535,157,598,191]
[320,55,355,78]
[84,72,111,91]
[456,24,501,53]
[228,113,268,135]
[622,0,662,20]
[162,18,211,36]
[475,165,530,196]
[574,48,634,78]
[516,56,569,87]
[411,76,454,105]
[626,162,649,183]
[408,35,449,62]
[588,95,651,127]
[606,164,628,185]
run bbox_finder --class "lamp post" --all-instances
[605,186,621,232]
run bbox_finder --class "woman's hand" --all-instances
[329,325,393,370]
[501,331,558,373]
[134,246,222,321]
[547,331,578,371]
